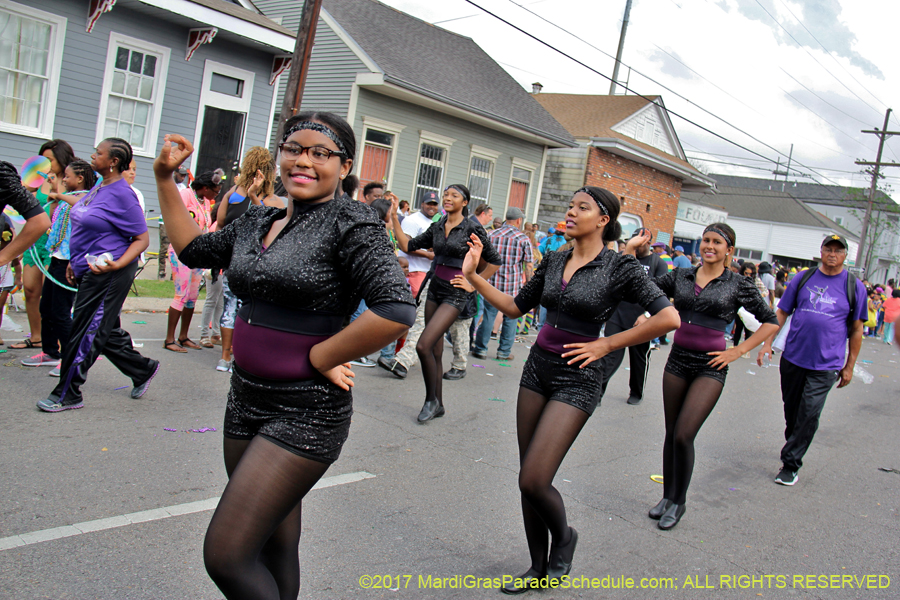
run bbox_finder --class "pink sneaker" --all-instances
[21,353,62,368]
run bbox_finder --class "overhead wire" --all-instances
[751,0,883,118]
[475,0,851,188]
[778,67,869,127]
[774,0,888,111]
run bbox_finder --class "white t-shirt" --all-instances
[760,272,776,292]
[399,211,434,273]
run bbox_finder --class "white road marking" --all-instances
[0,471,375,551]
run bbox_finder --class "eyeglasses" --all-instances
[278,142,344,164]
[821,247,847,255]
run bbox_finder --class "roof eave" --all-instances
[354,74,576,148]
[589,137,715,191]
[135,0,295,52]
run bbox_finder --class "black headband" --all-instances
[445,184,469,202]
[575,187,609,216]
[704,225,734,247]
[281,121,346,154]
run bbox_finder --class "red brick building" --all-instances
[531,93,714,245]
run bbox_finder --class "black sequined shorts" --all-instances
[224,364,353,464]
[520,345,603,415]
[426,275,471,312]
[664,344,728,385]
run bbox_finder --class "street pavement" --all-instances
[0,311,897,599]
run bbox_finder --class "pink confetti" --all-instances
[188,427,217,433]
[163,428,177,432]
[472,364,485,368]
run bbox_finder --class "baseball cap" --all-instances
[630,227,653,240]
[506,207,525,221]
[421,191,439,204]
[674,245,684,253]
[822,234,848,249]
[176,166,188,175]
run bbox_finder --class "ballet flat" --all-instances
[657,503,686,530]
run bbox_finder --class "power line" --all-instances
[779,87,872,154]
[477,0,850,188]
[779,67,869,127]
[751,0,882,118]
[774,0,888,111]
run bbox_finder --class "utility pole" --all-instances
[772,144,794,191]
[608,0,632,95]
[273,0,323,146]
[854,108,900,270]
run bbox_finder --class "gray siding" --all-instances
[254,3,369,148]
[351,88,545,215]
[1,0,278,225]
[538,145,589,226]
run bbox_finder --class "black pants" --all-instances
[779,356,838,471]
[51,261,155,406]
[599,320,652,400]
[40,258,75,360]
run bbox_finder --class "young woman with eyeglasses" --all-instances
[154,112,414,599]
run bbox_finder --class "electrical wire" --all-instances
[774,0,888,111]
[489,0,854,187]
[779,67,869,127]
[751,0,883,118]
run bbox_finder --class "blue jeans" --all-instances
[474,300,516,357]
[351,300,394,359]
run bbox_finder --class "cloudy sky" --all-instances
[379,0,898,193]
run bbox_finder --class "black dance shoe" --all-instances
[417,400,445,423]
[547,527,578,581]
[657,503,686,530]
[501,568,546,595]
[648,498,672,520]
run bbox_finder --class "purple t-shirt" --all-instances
[778,269,867,371]
[69,178,147,277]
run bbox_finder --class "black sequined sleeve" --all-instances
[514,255,550,314]
[405,222,439,253]
[613,254,670,315]
[337,203,415,321]
[475,224,502,266]
[177,218,240,270]
[736,275,778,325]
[653,268,678,298]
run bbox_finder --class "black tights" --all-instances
[416,300,461,407]
[516,388,589,572]
[661,372,724,505]
[204,436,330,599]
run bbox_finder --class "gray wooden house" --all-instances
[255,0,575,219]
[0,0,294,220]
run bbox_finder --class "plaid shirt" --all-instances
[487,223,533,296]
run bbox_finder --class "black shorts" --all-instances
[224,364,353,464]
[663,344,728,385]
[426,275,471,312]
[520,344,603,415]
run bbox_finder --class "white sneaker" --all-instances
[216,359,232,373]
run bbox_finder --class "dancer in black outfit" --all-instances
[390,186,500,422]
[628,223,778,530]
[154,112,414,599]
[463,187,680,592]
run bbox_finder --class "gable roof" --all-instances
[710,173,896,210]
[684,186,857,240]
[315,0,575,147]
[532,93,713,191]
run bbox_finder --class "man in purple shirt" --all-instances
[759,235,866,486]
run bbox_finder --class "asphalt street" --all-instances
[0,312,897,600]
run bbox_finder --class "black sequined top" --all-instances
[179,196,415,324]
[655,267,777,331]
[514,248,671,335]
[406,215,502,268]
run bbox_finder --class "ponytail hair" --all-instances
[577,186,621,244]
[67,159,96,190]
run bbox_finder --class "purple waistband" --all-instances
[435,264,463,281]
[673,321,726,352]
[232,316,331,380]
[535,323,598,355]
